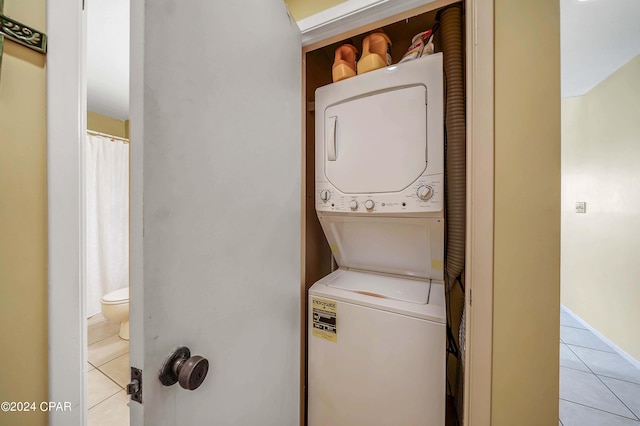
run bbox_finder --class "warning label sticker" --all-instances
[312,298,337,343]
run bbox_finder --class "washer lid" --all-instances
[318,214,444,280]
[102,287,129,303]
[310,269,445,323]
[327,269,429,304]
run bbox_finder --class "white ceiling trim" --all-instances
[297,0,436,46]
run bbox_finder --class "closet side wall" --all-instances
[492,0,561,424]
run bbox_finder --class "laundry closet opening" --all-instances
[301,2,466,425]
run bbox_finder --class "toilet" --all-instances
[100,287,129,340]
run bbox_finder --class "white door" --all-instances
[129,1,301,424]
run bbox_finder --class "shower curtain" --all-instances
[85,133,130,317]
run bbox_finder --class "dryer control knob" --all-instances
[364,200,375,210]
[417,185,434,201]
[349,200,358,210]
[320,190,331,202]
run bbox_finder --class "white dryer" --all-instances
[308,54,446,425]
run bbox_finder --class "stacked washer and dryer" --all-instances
[308,53,446,425]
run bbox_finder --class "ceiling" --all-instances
[561,0,640,98]
[86,0,640,120]
[87,0,129,120]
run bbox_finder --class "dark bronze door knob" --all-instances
[159,346,209,391]
[178,355,208,390]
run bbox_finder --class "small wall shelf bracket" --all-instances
[0,0,48,82]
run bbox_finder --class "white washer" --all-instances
[309,54,447,425]
[308,269,445,426]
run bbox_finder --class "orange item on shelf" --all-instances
[332,44,359,83]
[357,31,392,75]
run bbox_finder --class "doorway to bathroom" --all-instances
[84,0,131,424]
[85,123,130,425]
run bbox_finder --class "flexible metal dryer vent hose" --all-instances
[439,5,466,418]
[440,4,466,286]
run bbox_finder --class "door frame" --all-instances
[463,0,494,423]
[46,0,493,425]
[299,1,494,424]
[47,0,87,425]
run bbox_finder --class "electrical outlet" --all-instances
[575,202,586,214]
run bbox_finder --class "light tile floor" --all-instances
[560,307,640,426]
[87,308,640,425]
[88,315,130,426]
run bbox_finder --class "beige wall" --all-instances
[561,55,640,361]
[88,111,129,139]
[493,0,561,424]
[0,1,48,425]
[285,0,347,21]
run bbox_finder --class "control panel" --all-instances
[316,174,443,214]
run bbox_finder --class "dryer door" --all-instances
[323,85,427,193]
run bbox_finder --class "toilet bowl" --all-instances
[101,287,129,340]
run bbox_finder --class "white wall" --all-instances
[561,54,640,361]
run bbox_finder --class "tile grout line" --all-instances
[564,342,617,354]
[565,341,640,421]
[87,320,119,344]
[96,352,130,390]
[88,369,123,410]
[560,343,590,371]
[90,351,129,369]
[595,373,640,387]
[89,388,122,411]
[559,323,586,330]
[88,330,121,348]
[559,398,640,422]
[97,364,127,390]
[593,375,640,421]
[88,336,130,368]
[565,343,607,380]
[559,364,590,374]
[565,343,640,384]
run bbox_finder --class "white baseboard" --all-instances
[87,312,107,327]
[561,304,640,372]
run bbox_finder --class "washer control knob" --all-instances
[349,200,358,210]
[364,200,375,210]
[417,185,434,201]
[320,190,331,202]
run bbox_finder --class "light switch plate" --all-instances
[575,202,586,214]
